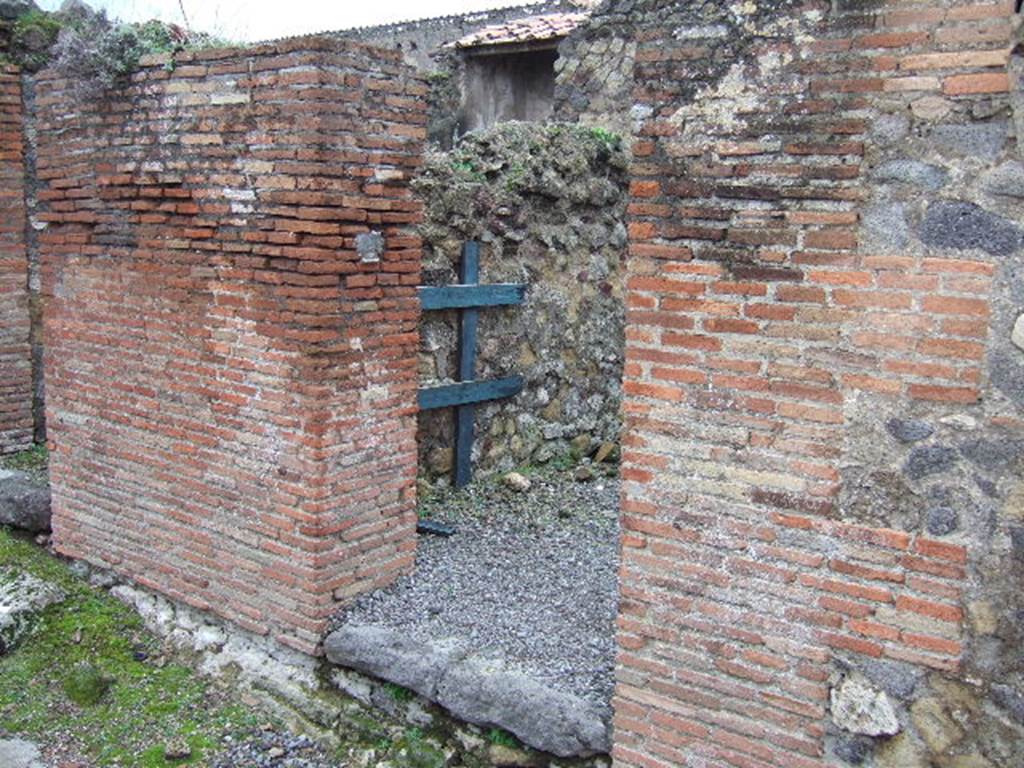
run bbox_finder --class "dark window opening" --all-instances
[457,47,559,135]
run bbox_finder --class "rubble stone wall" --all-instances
[615,1,1024,767]
[553,0,638,137]
[34,38,427,654]
[414,122,629,480]
[0,64,33,454]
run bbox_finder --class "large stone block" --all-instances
[920,201,1023,257]
[0,470,50,533]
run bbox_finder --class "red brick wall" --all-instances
[36,38,426,653]
[616,1,1019,766]
[0,65,33,455]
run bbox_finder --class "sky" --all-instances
[35,0,541,42]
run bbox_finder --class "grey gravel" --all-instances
[334,471,621,707]
[212,729,335,768]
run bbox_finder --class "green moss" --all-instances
[385,681,414,702]
[487,727,520,748]
[1,3,237,85]
[0,528,258,765]
[12,10,61,67]
[0,443,48,482]
[14,10,62,39]
[588,125,622,151]
[393,728,448,768]
[451,160,485,183]
[63,662,113,706]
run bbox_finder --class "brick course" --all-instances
[0,65,33,455]
[35,38,427,652]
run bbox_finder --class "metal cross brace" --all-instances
[417,242,525,487]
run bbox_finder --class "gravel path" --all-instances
[213,729,336,768]
[334,470,621,707]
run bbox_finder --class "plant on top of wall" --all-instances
[0,1,232,93]
[6,9,61,70]
[49,6,149,94]
[51,3,231,97]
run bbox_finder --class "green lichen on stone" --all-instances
[0,567,64,654]
[391,728,449,768]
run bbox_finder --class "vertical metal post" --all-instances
[454,242,480,488]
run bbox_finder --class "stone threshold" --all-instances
[325,622,611,758]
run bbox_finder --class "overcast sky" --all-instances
[36,0,539,42]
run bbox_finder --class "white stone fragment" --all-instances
[504,472,532,493]
[831,675,902,737]
[0,571,65,653]
[211,92,251,105]
[1012,315,1024,352]
[939,414,978,431]
[194,625,227,651]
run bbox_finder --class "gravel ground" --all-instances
[213,728,336,768]
[334,469,621,706]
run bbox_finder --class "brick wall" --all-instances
[0,65,33,455]
[616,1,1021,767]
[35,38,426,653]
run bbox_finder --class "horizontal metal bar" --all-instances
[418,284,526,311]
[418,376,524,411]
[417,519,456,537]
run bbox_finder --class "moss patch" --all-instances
[63,662,113,706]
[0,444,48,483]
[0,528,257,766]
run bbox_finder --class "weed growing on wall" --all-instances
[51,6,230,97]
[8,10,61,70]
[588,126,621,152]
[0,2,232,92]
[49,9,143,94]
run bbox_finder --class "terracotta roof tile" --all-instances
[452,12,589,49]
